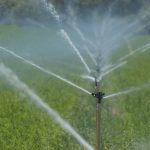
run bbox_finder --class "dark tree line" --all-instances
[0,0,149,24]
[51,0,148,16]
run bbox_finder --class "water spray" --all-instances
[89,53,105,150]
[72,24,97,66]
[0,46,91,95]
[0,63,94,150]
[41,0,91,74]
[1,1,150,150]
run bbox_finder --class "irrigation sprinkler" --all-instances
[91,77,105,150]
[90,54,105,150]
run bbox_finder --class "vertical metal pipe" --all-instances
[94,77,101,150]
[94,57,103,150]
[96,99,101,150]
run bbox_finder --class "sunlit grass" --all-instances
[0,26,150,149]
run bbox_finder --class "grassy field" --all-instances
[0,25,150,150]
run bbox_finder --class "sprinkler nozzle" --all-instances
[91,92,105,102]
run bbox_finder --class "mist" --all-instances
[0,0,150,149]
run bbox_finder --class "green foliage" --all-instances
[102,37,150,149]
[0,25,150,149]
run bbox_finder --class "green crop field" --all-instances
[0,25,150,150]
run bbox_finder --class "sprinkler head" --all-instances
[91,92,105,103]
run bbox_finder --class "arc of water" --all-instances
[101,64,115,72]
[81,75,95,82]
[141,44,150,52]
[97,61,127,81]
[0,46,91,95]
[117,11,149,37]
[100,0,119,37]
[0,63,94,150]
[119,42,150,61]
[102,21,149,54]
[60,29,91,73]
[26,18,49,29]
[102,42,150,75]
[57,61,84,71]
[127,20,150,38]
[104,89,135,99]
[103,11,150,51]
[72,24,97,66]
[72,23,98,51]
[84,46,97,66]
[41,0,91,74]
[85,38,98,50]
[81,61,127,83]
[124,38,133,53]
[72,23,85,42]
[96,42,150,82]
[41,0,60,23]
[104,81,150,99]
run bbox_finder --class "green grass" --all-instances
[0,25,150,150]
[102,41,150,149]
